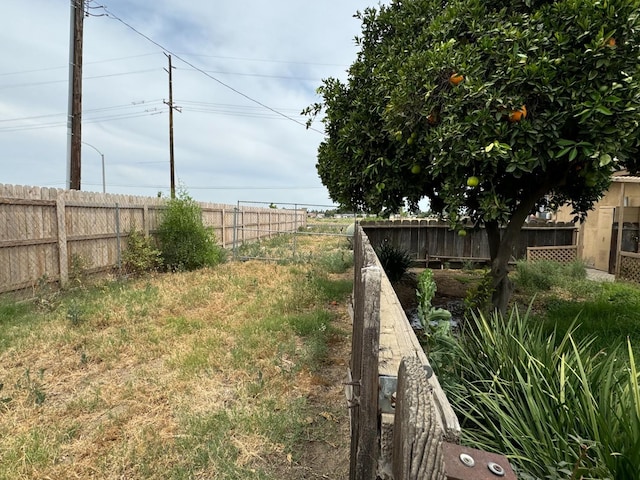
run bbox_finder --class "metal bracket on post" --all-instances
[379,366,432,414]
[443,443,516,480]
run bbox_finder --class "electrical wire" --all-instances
[100,5,324,134]
[0,69,160,90]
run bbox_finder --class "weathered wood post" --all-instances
[350,226,382,480]
[56,192,69,287]
[392,356,445,480]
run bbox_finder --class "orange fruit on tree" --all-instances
[411,164,421,174]
[607,37,616,47]
[449,73,464,85]
[508,105,527,123]
[457,229,467,237]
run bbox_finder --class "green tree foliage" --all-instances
[306,0,640,311]
[157,190,226,271]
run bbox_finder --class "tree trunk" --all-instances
[485,222,514,314]
[485,206,534,314]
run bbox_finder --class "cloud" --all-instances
[1,0,383,208]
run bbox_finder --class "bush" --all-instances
[374,241,412,283]
[442,308,640,479]
[157,190,226,271]
[122,229,162,276]
[515,260,586,293]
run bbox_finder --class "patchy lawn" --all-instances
[0,235,353,479]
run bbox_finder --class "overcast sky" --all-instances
[1,1,383,208]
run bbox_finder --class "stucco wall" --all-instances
[555,180,640,271]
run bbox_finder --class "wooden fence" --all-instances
[348,225,515,480]
[0,184,306,294]
[362,219,576,265]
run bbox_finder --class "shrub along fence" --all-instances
[348,225,516,480]
[362,219,576,266]
[0,183,305,295]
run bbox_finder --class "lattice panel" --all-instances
[619,254,640,284]
[527,246,578,264]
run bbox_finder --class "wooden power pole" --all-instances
[164,53,180,199]
[67,0,85,190]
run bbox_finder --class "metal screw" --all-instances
[459,453,475,467]
[488,462,505,477]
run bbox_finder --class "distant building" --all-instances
[555,173,640,272]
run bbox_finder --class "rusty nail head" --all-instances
[459,453,475,467]
[488,462,505,476]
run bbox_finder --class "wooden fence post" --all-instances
[56,193,68,287]
[392,356,445,480]
[350,225,382,480]
[355,266,381,480]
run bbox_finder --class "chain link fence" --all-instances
[232,201,356,264]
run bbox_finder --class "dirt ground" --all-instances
[393,268,479,311]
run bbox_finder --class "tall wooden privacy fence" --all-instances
[349,225,517,480]
[0,184,305,294]
[362,219,576,265]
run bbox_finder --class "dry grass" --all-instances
[0,233,353,479]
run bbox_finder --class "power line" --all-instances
[0,53,160,77]
[100,5,324,135]
[0,69,160,90]
[0,110,163,133]
[173,52,347,68]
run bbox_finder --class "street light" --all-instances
[81,141,106,193]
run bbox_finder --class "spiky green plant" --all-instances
[444,308,640,479]
[374,242,412,283]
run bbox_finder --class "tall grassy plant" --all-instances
[514,260,587,293]
[447,309,640,479]
[157,190,226,271]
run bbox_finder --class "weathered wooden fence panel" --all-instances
[0,183,306,294]
[362,219,576,264]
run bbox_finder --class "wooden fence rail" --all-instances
[0,184,305,294]
[349,225,516,480]
[362,219,576,265]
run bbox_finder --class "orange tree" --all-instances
[306,0,640,312]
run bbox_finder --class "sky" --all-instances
[1,0,385,209]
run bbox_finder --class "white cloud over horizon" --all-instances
[2,1,382,208]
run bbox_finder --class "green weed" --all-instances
[122,228,162,276]
[515,259,586,293]
[16,369,46,406]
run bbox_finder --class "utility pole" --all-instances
[67,0,85,190]
[164,53,181,198]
